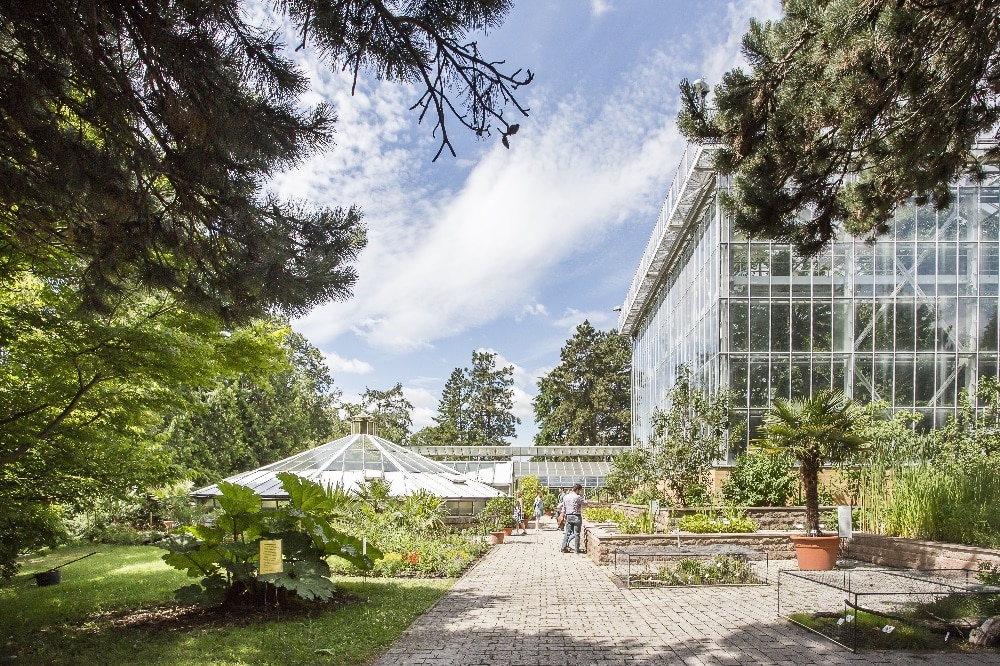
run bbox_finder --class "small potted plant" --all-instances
[544,491,557,516]
[479,496,516,544]
[759,389,866,570]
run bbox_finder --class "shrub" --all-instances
[584,507,625,523]
[677,508,757,534]
[977,562,1000,586]
[477,496,515,533]
[517,475,543,502]
[656,556,759,585]
[617,510,655,534]
[721,448,795,507]
[0,502,68,577]
[159,473,380,606]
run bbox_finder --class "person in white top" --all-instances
[559,484,586,554]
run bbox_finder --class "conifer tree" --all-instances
[0,0,531,321]
[422,350,519,448]
[678,0,1000,255]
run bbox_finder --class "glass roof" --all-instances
[192,433,500,500]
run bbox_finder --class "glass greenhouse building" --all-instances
[618,142,1000,458]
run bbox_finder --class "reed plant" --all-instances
[841,387,1000,548]
[884,462,1000,548]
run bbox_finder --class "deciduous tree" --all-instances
[533,321,631,448]
[162,331,344,485]
[651,367,739,506]
[0,266,285,574]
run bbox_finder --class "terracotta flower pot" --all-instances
[503,526,513,536]
[790,534,840,570]
[488,531,505,545]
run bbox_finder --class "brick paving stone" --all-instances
[372,517,1000,666]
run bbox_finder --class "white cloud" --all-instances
[287,1,783,356]
[590,0,613,17]
[510,385,536,443]
[402,386,439,431]
[294,67,687,352]
[552,307,614,333]
[323,352,374,375]
[516,302,549,321]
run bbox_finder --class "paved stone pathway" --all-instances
[374,517,1000,665]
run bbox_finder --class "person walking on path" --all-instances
[556,488,566,529]
[532,490,544,531]
[559,484,585,553]
[514,491,527,535]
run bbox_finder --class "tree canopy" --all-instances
[651,367,739,506]
[678,0,1000,255]
[415,350,519,448]
[0,266,287,574]
[162,331,344,486]
[343,383,414,445]
[0,0,531,321]
[532,321,631,448]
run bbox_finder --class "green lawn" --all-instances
[1,544,452,665]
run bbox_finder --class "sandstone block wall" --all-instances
[848,533,1000,571]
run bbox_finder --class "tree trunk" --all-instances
[801,459,821,534]
[971,616,1000,647]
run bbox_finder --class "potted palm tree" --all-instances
[759,389,866,570]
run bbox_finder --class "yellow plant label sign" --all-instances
[259,539,283,574]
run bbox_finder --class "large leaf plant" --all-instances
[159,472,381,606]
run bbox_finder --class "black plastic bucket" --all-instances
[34,569,61,586]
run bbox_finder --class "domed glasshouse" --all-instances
[191,415,500,519]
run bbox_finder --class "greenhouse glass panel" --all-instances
[936,298,957,352]
[791,303,811,351]
[772,302,790,351]
[896,243,915,296]
[915,357,936,406]
[980,301,998,351]
[874,303,894,352]
[895,301,915,351]
[894,358,915,408]
[916,301,937,351]
[813,303,832,352]
[730,301,749,352]
[790,361,810,399]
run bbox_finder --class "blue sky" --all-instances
[268,0,782,441]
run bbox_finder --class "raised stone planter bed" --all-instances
[601,502,835,531]
[585,523,1000,573]
[583,524,797,565]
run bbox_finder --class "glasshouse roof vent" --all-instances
[351,413,377,436]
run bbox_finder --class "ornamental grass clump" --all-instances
[616,510,655,534]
